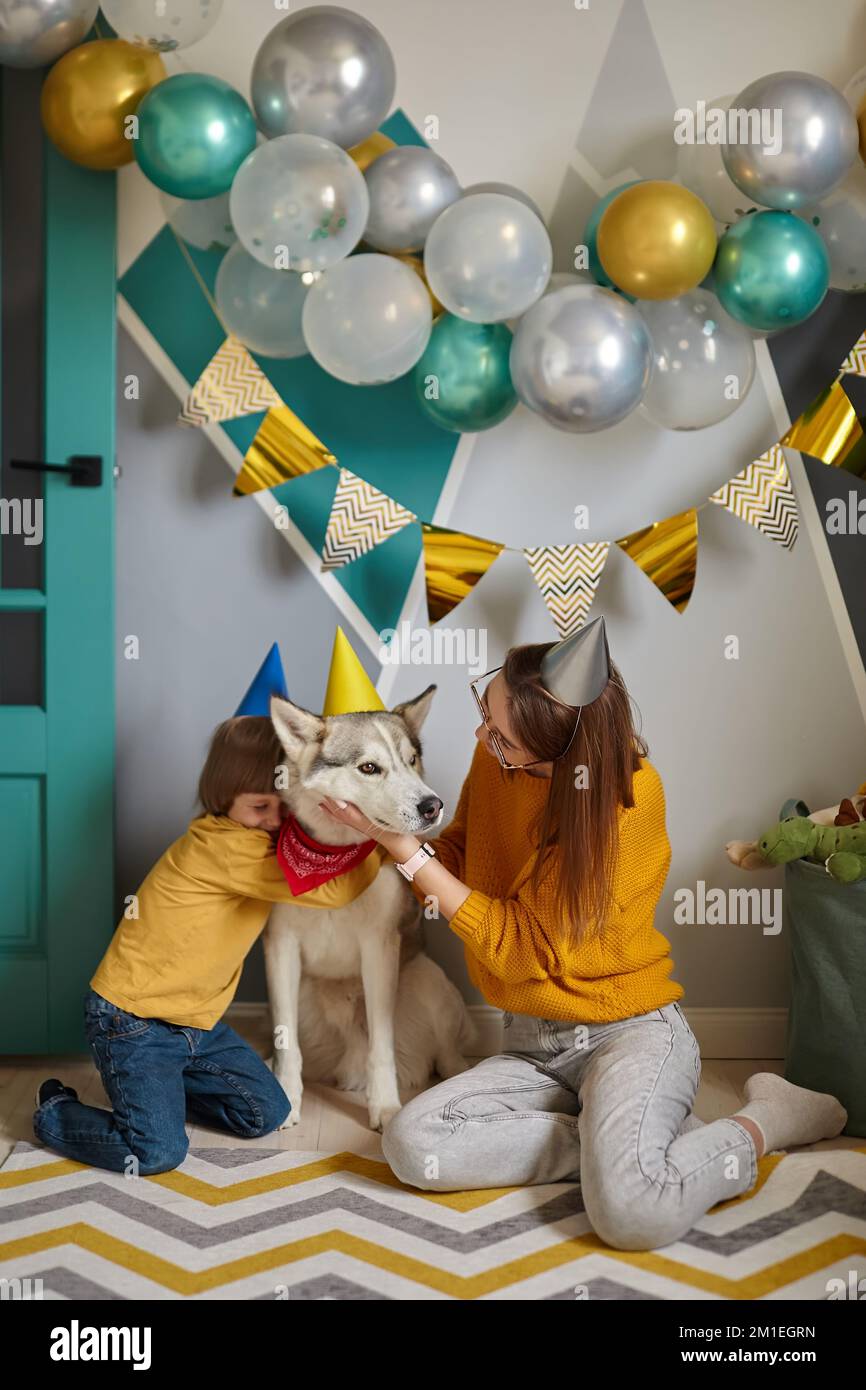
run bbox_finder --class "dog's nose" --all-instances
[417,796,443,822]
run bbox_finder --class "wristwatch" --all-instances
[395,842,436,881]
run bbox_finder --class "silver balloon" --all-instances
[798,162,866,293]
[251,5,396,148]
[637,290,756,431]
[229,133,369,273]
[302,253,432,385]
[722,71,858,211]
[161,190,236,252]
[363,146,461,253]
[0,0,98,68]
[510,285,652,433]
[424,193,552,324]
[677,94,765,225]
[215,242,311,359]
[461,181,545,223]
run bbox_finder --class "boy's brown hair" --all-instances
[198,716,285,816]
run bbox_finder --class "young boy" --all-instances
[33,716,385,1174]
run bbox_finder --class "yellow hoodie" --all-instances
[91,815,387,1029]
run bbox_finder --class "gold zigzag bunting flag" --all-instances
[839,331,866,379]
[178,337,283,427]
[780,380,865,474]
[616,509,698,613]
[708,443,798,550]
[234,406,338,497]
[523,542,610,638]
[321,470,416,572]
[420,524,504,624]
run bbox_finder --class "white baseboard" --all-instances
[227,1002,789,1060]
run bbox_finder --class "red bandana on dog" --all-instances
[276,814,378,896]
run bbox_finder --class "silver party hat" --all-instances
[539,615,611,706]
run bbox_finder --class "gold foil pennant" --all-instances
[780,380,864,473]
[234,405,338,496]
[178,337,283,427]
[421,523,505,624]
[616,509,698,613]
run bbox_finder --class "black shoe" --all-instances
[35,1078,79,1109]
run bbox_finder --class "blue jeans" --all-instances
[32,989,290,1174]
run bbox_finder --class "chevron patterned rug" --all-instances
[1,1140,865,1300]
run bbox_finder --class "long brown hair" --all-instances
[501,643,648,948]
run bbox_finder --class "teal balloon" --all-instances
[585,181,640,298]
[135,74,257,200]
[714,211,829,332]
[414,316,516,433]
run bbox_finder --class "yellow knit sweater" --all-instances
[432,742,683,1022]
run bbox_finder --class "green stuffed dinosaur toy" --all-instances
[728,815,866,882]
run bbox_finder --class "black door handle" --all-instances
[10,455,102,487]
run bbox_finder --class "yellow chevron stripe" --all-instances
[2,1222,865,1300]
[0,1158,90,1189]
[147,1151,523,1210]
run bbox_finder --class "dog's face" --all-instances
[270,685,443,836]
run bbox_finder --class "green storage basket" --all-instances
[780,798,866,1138]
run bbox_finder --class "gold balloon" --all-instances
[392,253,445,318]
[41,39,167,171]
[348,131,396,173]
[597,180,717,300]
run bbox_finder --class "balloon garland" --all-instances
[9,1,866,436]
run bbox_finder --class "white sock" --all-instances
[735,1072,847,1153]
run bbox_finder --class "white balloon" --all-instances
[102,0,223,51]
[302,254,432,385]
[161,190,236,252]
[677,95,765,226]
[798,162,866,293]
[637,289,756,430]
[843,64,866,113]
[215,243,310,359]
[424,193,552,323]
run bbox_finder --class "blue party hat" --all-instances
[235,643,289,716]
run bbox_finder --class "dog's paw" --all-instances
[368,1102,402,1133]
[278,1107,301,1130]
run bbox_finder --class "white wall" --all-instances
[116,0,866,1010]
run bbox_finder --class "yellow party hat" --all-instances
[322,627,385,716]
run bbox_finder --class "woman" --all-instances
[320,617,847,1251]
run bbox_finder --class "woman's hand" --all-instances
[318,796,419,862]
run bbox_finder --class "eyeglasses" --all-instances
[469,666,582,771]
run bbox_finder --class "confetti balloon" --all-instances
[101,0,223,52]
[230,133,369,272]
[798,162,866,293]
[677,96,764,225]
[637,289,756,430]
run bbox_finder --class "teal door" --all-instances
[0,68,116,1051]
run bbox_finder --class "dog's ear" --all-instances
[270,696,325,757]
[392,683,437,738]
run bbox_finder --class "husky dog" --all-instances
[266,687,476,1131]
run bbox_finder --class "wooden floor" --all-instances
[2,1017,861,1165]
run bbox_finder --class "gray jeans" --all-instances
[382,1002,758,1250]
